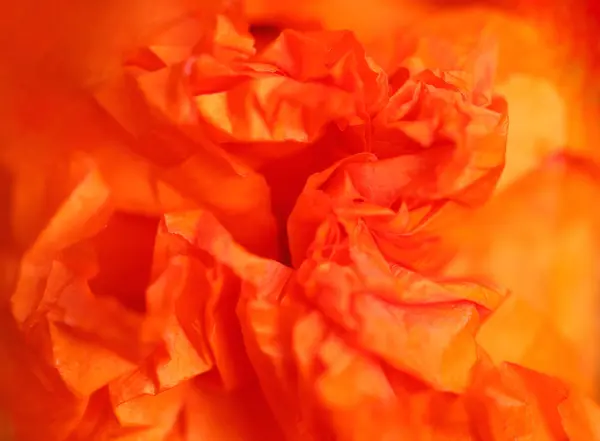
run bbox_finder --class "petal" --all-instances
[468,361,570,441]
[0,311,88,441]
[447,153,600,392]
[559,393,600,440]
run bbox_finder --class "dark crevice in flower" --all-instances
[0,165,14,249]
[488,95,508,115]
[88,212,160,314]
[388,67,410,95]
[249,23,282,52]
[426,0,519,8]
[249,19,323,53]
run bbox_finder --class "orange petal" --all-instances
[468,361,570,440]
[559,392,600,440]
[447,153,600,392]
[0,311,88,441]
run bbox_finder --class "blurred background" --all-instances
[1,0,599,438]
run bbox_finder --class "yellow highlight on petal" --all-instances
[496,74,567,189]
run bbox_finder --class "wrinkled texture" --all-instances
[98,20,507,266]
[245,0,597,186]
[2,0,600,440]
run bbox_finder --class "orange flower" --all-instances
[2,0,600,440]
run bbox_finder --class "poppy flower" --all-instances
[2,0,600,440]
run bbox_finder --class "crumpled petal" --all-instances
[372,47,507,206]
[96,16,403,264]
[0,310,89,441]
[465,356,600,441]
[96,10,279,259]
[3,153,282,439]
[99,206,285,437]
[244,0,422,65]
[468,360,571,441]
[146,209,289,440]
[8,165,178,396]
[246,3,590,187]
[285,44,507,272]
[288,152,499,274]
[402,9,594,185]
[104,26,388,150]
[238,204,503,440]
[65,378,283,441]
[302,216,500,391]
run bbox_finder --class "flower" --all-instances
[2,0,600,440]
